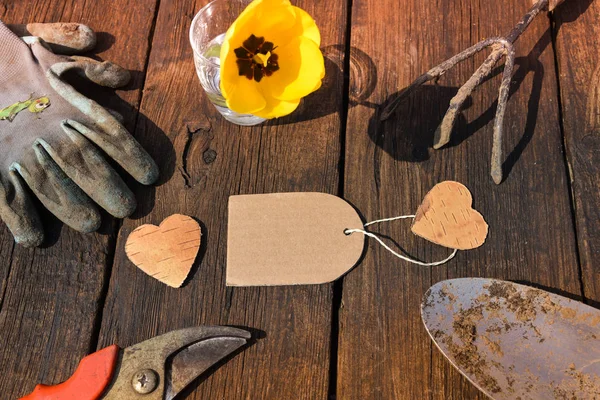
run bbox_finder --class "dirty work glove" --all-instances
[0,21,158,247]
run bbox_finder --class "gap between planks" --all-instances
[87,0,164,354]
[328,0,354,398]
[547,10,587,304]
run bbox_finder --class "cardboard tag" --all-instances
[227,193,364,286]
[125,214,201,288]
[411,181,488,250]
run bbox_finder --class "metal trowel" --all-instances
[422,278,600,399]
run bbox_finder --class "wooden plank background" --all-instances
[95,0,347,398]
[338,0,582,398]
[554,0,600,305]
[0,0,597,399]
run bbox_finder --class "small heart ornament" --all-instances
[125,214,201,287]
[411,181,488,250]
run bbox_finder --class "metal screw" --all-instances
[131,369,159,394]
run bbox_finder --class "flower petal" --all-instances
[219,0,324,119]
[229,0,292,37]
[262,36,325,102]
[220,29,236,82]
[252,95,300,119]
[223,76,266,114]
[312,78,323,92]
[220,41,244,95]
[293,6,320,46]
[225,2,295,50]
[251,5,296,40]
[252,5,320,48]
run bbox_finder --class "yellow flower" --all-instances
[219,0,325,119]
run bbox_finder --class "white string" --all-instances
[345,214,458,266]
[364,215,416,227]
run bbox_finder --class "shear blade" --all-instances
[165,335,249,400]
[102,326,251,400]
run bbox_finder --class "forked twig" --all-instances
[382,0,555,184]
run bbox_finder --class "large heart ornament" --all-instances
[411,181,488,250]
[125,214,201,287]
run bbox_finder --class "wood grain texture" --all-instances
[0,1,157,398]
[531,0,565,11]
[553,0,600,303]
[338,0,580,398]
[1,0,593,398]
[0,225,14,307]
[96,0,347,399]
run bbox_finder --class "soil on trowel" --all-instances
[440,303,503,394]
[432,281,600,398]
[437,281,546,395]
[487,281,539,322]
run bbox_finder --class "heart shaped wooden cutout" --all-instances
[411,181,488,250]
[125,214,201,287]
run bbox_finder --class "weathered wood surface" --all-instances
[95,0,347,399]
[0,1,157,398]
[338,0,582,398]
[554,0,600,305]
[0,0,597,399]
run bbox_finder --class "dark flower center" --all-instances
[235,34,279,83]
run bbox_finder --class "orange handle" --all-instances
[20,345,119,400]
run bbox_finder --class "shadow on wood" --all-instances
[266,45,377,126]
[553,0,595,25]
[363,28,555,181]
[90,32,116,54]
[513,280,583,301]
[371,86,471,162]
[180,217,208,288]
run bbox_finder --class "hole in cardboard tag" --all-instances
[226,192,364,286]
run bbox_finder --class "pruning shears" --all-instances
[21,326,251,400]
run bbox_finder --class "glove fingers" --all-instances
[32,40,159,185]
[36,121,137,219]
[53,57,130,88]
[65,119,159,185]
[11,143,101,233]
[6,23,96,54]
[0,171,44,247]
[106,108,125,125]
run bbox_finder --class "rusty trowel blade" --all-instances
[422,278,600,399]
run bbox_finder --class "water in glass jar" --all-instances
[193,33,266,126]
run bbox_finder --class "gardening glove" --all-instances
[0,21,159,247]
